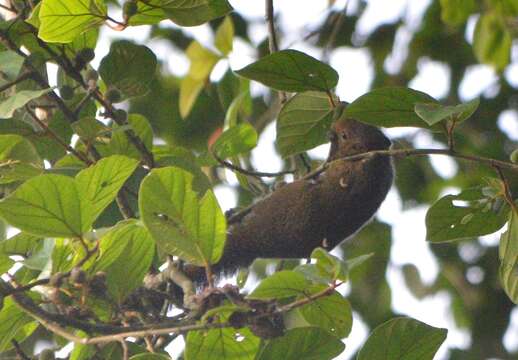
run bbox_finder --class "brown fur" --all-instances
[211,118,393,272]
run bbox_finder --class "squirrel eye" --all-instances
[340,131,348,140]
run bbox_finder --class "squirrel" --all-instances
[184,103,394,281]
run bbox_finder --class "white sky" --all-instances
[49,0,518,358]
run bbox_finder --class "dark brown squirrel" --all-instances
[187,106,393,280]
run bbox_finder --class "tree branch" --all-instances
[212,151,295,178]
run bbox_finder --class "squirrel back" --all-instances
[207,118,393,275]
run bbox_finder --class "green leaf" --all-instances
[187,41,221,81]
[298,286,352,339]
[75,155,138,229]
[0,255,13,273]
[23,238,54,270]
[127,0,232,26]
[139,167,226,266]
[276,91,336,157]
[499,211,518,303]
[99,41,157,99]
[0,232,41,256]
[186,324,260,360]
[414,98,480,126]
[0,174,83,237]
[71,117,111,141]
[212,123,257,158]
[129,354,171,360]
[153,146,211,194]
[38,0,107,43]
[248,270,309,300]
[0,88,53,119]
[163,0,233,27]
[357,317,447,360]
[0,297,36,351]
[345,87,439,128]
[111,114,153,159]
[473,12,512,71]
[256,327,345,360]
[0,134,43,184]
[0,51,25,85]
[179,76,206,119]
[311,248,348,281]
[235,49,339,92]
[215,16,234,55]
[425,188,508,242]
[96,221,155,302]
[180,41,221,118]
[439,0,477,26]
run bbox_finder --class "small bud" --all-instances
[59,85,74,100]
[510,149,518,164]
[105,87,122,103]
[123,1,138,18]
[84,69,99,82]
[70,267,87,285]
[114,109,128,122]
[76,48,95,63]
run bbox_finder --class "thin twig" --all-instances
[322,2,348,61]
[0,71,33,93]
[265,0,287,103]
[494,166,518,214]
[11,340,30,360]
[213,151,295,178]
[265,0,279,53]
[276,281,342,313]
[25,106,92,164]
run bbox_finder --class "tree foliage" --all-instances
[0,0,517,359]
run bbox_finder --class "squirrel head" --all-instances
[327,103,391,161]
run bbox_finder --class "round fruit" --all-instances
[105,87,122,103]
[59,85,74,100]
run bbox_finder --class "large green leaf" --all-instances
[110,114,153,159]
[0,174,83,237]
[0,298,36,351]
[439,0,477,26]
[128,0,232,26]
[212,123,257,159]
[235,50,338,92]
[180,41,221,118]
[163,0,233,27]
[215,16,234,55]
[473,11,512,71]
[425,188,508,242]
[139,167,226,266]
[297,286,352,339]
[248,270,309,300]
[345,87,438,128]
[0,232,41,256]
[75,155,139,229]
[276,91,336,157]
[0,88,52,119]
[93,220,155,302]
[357,317,447,360]
[186,324,260,360]
[0,51,25,85]
[414,97,479,126]
[99,41,157,99]
[499,210,518,303]
[256,327,345,360]
[38,0,107,43]
[0,134,43,184]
